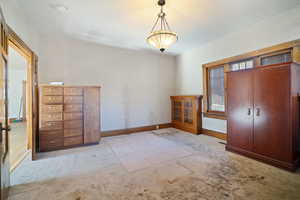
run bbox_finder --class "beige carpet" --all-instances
[9,128,300,200]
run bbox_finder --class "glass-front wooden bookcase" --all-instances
[170,95,202,134]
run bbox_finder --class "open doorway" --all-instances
[7,45,29,170]
[6,25,39,172]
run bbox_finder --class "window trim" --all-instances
[229,58,255,71]
[203,64,228,120]
[258,49,292,66]
[202,39,300,120]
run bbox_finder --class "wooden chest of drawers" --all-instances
[39,85,101,152]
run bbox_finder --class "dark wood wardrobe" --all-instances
[226,62,300,171]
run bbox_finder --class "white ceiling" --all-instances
[14,0,300,54]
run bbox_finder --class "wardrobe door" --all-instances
[253,65,292,162]
[227,70,254,151]
[83,87,101,144]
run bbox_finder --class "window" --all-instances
[230,59,254,71]
[208,66,225,112]
[261,52,292,66]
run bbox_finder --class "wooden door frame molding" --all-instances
[7,25,38,163]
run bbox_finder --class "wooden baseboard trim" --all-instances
[39,142,99,153]
[101,124,227,141]
[202,128,227,140]
[101,123,172,137]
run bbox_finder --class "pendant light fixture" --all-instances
[147,0,178,52]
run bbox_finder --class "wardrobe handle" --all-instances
[256,108,260,116]
[247,108,251,116]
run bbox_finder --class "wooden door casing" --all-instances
[0,6,9,200]
[7,25,39,161]
[227,70,254,151]
[0,54,8,200]
[253,65,292,162]
[31,54,38,160]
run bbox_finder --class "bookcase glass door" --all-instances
[173,100,182,122]
[184,99,193,124]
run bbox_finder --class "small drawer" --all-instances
[40,138,63,151]
[39,130,63,139]
[64,136,83,147]
[64,104,83,112]
[39,130,63,138]
[64,112,83,121]
[40,121,63,130]
[41,105,63,113]
[42,87,63,96]
[64,129,83,137]
[64,88,83,96]
[64,120,83,129]
[41,113,63,122]
[64,96,83,104]
[42,96,63,104]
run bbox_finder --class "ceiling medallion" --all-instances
[147,0,178,52]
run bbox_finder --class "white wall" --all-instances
[1,1,177,132]
[5,0,300,133]
[8,47,27,119]
[1,0,40,53]
[176,5,300,133]
[39,34,176,131]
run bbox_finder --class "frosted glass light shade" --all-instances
[147,31,178,52]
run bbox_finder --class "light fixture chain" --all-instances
[164,17,172,32]
[160,13,163,31]
[163,16,168,31]
[150,15,160,33]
